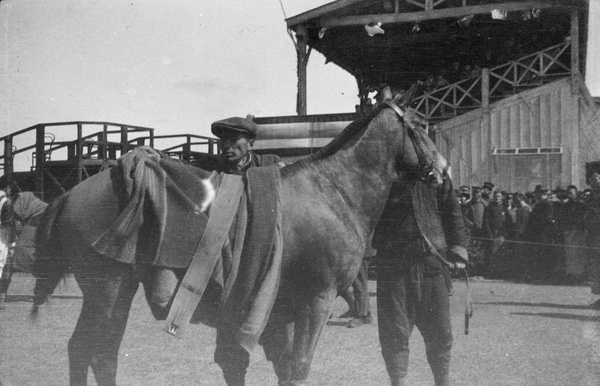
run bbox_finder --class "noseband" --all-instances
[385,101,438,182]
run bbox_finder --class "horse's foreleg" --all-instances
[290,288,337,385]
[214,327,250,386]
[260,321,294,385]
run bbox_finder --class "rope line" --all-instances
[469,235,600,250]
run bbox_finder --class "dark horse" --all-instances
[31,96,447,386]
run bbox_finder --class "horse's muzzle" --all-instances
[425,170,444,188]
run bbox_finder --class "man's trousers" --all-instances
[377,255,452,385]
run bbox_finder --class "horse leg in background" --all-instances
[259,321,294,385]
[69,259,139,386]
[214,327,251,386]
[289,288,337,385]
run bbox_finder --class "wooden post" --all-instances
[35,125,46,199]
[480,68,492,180]
[183,143,191,162]
[121,126,129,156]
[4,135,13,174]
[209,138,217,155]
[35,125,45,170]
[76,123,83,184]
[99,124,108,160]
[148,129,154,148]
[571,9,579,93]
[482,68,490,111]
[295,25,310,116]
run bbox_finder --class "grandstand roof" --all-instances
[286,0,588,90]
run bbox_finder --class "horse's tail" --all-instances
[31,191,71,310]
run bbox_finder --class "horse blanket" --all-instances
[88,147,283,351]
[91,148,211,267]
[197,166,283,351]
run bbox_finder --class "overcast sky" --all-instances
[0,0,357,169]
[1,1,598,171]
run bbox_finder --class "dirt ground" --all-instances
[1,273,599,386]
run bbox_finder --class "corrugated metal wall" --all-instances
[436,77,599,192]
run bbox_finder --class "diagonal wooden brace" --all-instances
[165,174,244,337]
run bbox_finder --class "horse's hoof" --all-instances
[279,380,308,386]
[289,381,308,386]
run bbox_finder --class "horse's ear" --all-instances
[395,81,421,108]
[380,86,393,101]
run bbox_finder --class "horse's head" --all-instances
[386,100,448,189]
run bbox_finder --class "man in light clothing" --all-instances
[0,182,16,309]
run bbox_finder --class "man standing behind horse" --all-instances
[191,115,286,382]
[203,115,285,174]
[373,170,469,385]
[0,181,16,309]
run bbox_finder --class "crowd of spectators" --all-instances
[457,181,594,283]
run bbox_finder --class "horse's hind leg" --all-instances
[69,261,138,386]
[290,288,337,385]
[69,291,101,385]
[260,321,294,385]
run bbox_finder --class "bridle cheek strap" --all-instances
[385,101,436,181]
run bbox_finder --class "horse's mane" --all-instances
[310,105,388,161]
[295,85,420,166]
[281,104,392,173]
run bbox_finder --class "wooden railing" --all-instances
[412,41,572,120]
[0,122,220,175]
[0,121,155,174]
[147,134,219,162]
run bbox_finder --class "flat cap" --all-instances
[482,182,495,190]
[211,116,257,139]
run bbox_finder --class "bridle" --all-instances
[385,100,439,182]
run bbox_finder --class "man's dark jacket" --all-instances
[372,176,468,262]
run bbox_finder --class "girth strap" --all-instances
[165,174,244,337]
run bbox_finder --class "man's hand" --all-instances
[447,245,468,271]
[452,262,466,270]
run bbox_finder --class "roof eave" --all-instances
[287,0,587,31]
[286,0,372,30]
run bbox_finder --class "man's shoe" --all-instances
[347,317,364,328]
[347,314,372,328]
[338,310,355,319]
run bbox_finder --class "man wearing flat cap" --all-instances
[482,182,495,204]
[584,172,600,309]
[208,116,284,174]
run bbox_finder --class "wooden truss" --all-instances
[411,40,573,120]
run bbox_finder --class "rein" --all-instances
[384,101,436,182]
[386,100,473,335]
